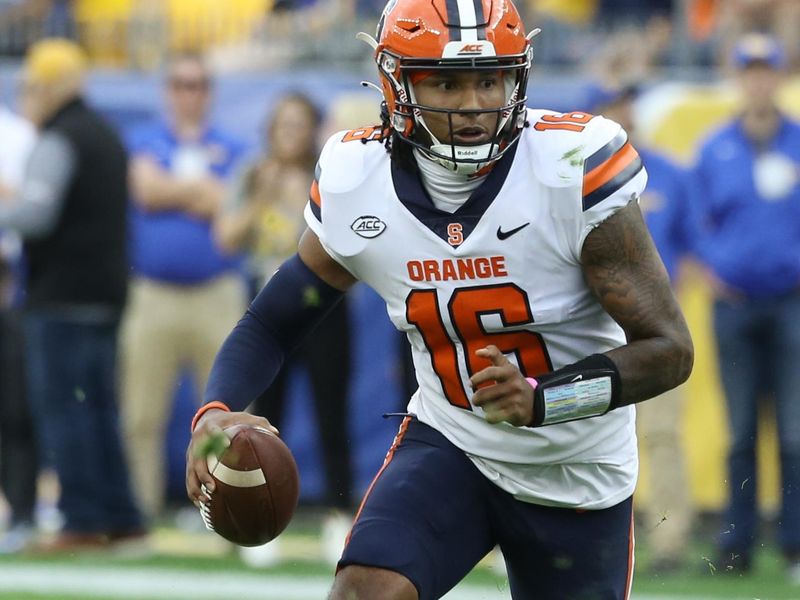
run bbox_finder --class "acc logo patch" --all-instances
[351,216,386,239]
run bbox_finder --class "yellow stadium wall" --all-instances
[75,0,271,65]
[533,0,598,25]
[634,79,800,513]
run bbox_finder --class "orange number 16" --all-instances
[406,284,552,410]
[533,112,593,133]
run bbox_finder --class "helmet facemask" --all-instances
[377,48,532,175]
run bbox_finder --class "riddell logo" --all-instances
[458,44,483,55]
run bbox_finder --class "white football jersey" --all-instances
[305,108,648,509]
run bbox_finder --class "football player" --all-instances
[186,0,694,598]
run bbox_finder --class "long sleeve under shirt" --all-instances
[0,131,75,239]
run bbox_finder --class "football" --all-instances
[201,425,299,546]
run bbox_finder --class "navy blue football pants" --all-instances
[340,417,634,600]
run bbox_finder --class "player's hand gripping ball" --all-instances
[198,425,299,546]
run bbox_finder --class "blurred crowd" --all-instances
[0,0,798,588]
[0,0,800,73]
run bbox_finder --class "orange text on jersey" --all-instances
[407,256,508,282]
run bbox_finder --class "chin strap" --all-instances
[427,142,497,174]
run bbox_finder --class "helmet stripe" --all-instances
[445,0,488,42]
[445,0,462,41]
[472,0,487,39]
[456,0,478,42]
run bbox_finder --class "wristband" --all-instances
[528,354,622,427]
[191,400,230,432]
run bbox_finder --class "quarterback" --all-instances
[186,0,694,598]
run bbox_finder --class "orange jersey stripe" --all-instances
[583,143,639,197]
[309,180,321,207]
[340,416,412,559]
[624,506,636,599]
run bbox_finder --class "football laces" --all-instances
[198,484,215,532]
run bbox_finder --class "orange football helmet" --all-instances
[362,0,533,174]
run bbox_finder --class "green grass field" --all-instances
[0,518,797,600]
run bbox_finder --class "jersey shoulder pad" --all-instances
[525,109,629,189]
[309,127,387,258]
[317,126,387,195]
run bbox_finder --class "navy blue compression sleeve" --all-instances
[204,254,344,410]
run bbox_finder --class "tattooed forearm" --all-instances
[581,201,694,406]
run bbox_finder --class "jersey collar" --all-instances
[391,139,519,248]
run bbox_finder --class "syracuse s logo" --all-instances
[351,215,387,239]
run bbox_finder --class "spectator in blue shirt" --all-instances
[587,82,694,575]
[120,53,247,523]
[689,34,800,583]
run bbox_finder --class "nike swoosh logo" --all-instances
[571,374,583,382]
[496,222,530,240]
